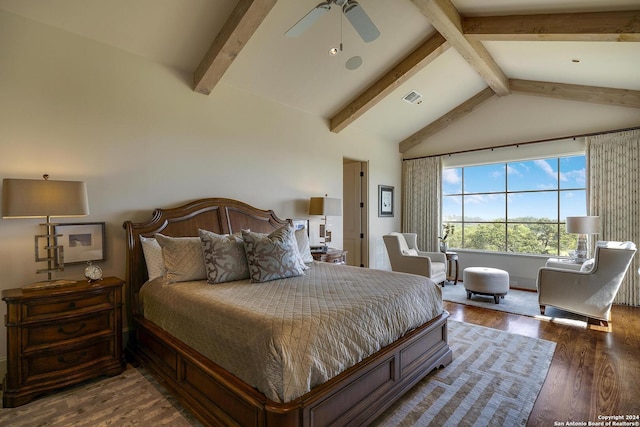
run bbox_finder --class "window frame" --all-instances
[442,155,587,256]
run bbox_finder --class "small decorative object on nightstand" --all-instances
[84,261,103,282]
[2,277,125,407]
[311,248,348,264]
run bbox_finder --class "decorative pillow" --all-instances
[402,248,419,257]
[242,225,306,283]
[580,258,595,272]
[294,227,314,264]
[155,234,207,283]
[140,236,166,280]
[199,229,250,284]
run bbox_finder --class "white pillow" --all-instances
[140,236,166,280]
[402,248,419,256]
[155,234,207,283]
[580,258,595,272]
[294,227,314,264]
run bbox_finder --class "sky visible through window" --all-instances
[443,156,586,222]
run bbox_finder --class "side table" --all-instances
[2,277,125,407]
[445,252,459,285]
[311,248,348,264]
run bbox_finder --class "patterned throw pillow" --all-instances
[294,227,314,264]
[155,234,207,283]
[139,235,166,280]
[242,225,306,283]
[199,229,250,284]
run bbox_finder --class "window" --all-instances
[442,155,586,255]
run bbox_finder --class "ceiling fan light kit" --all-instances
[286,0,380,44]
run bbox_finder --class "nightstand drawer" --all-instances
[23,291,114,321]
[24,339,114,382]
[25,311,113,351]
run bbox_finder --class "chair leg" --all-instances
[539,305,546,315]
[466,291,472,299]
[494,295,500,304]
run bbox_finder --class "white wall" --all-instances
[0,11,403,361]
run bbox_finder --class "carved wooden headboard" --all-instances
[122,198,289,317]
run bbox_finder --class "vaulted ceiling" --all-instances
[1,0,639,154]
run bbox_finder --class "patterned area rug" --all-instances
[0,320,555,427]
[374,320,555,426]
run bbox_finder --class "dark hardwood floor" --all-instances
[443,301,640,427]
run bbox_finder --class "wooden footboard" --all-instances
[128,311,452,427]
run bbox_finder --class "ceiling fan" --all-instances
[285,0,380,43]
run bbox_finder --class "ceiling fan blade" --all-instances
[343,0,380,43]
[285,2,332,38]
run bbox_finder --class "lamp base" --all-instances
[22,279,78,292]
[572,234,589,264]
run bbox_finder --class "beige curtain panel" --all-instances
[587,128,640,306]
[402,156,442,253]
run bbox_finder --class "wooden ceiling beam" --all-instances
[399,87,496,153]
[330,33,449,133]
[193,0,277,95]
[464,10,640,42]
[411,0,510,96]
[511,79,640,109]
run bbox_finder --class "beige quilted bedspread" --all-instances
[140,262,443,402]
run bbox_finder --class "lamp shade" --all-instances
[2,178,89,218]
[566,216,600,234]
[309,197,341,216]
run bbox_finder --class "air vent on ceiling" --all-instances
[402,90,422,104]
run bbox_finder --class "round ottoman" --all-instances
[463,267,509,304]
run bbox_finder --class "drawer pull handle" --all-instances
[57,322,87,336]
[58,351,87,365]
[68,302,76,309]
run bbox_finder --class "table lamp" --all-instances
[2,174,89,288]
[566,216,600,263]
[308,195,341,248]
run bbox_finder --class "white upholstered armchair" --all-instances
[383,232,447,285]
[537,241,637,326]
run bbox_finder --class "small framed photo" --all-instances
[55,222,106,264]
[379,185,394,217]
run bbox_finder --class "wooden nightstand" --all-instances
[2,277,125,407]
[311,248,348,264]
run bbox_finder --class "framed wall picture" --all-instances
[54,222,106,264]
[378,185,394,217]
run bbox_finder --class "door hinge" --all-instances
[359,171,364,177]
[360,233,364,239]
[359,202,364,208]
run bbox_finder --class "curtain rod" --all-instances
[402,125,640,161]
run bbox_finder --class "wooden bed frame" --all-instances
[123,198,452,427]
